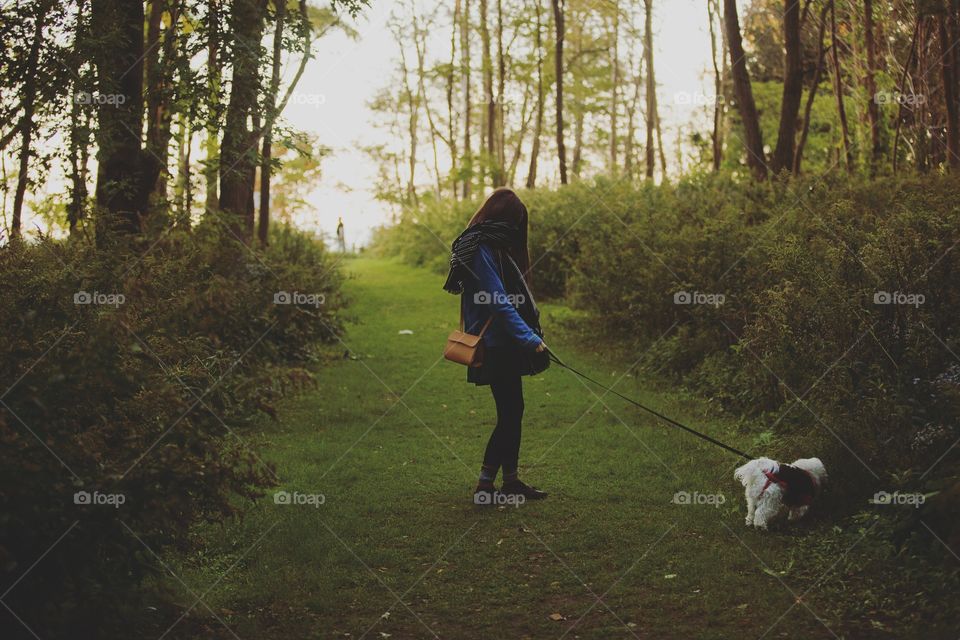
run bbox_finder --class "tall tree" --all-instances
[794,2,830,175]
[892,16,920,174]
[863,0,882,171]
[829,0,854,172]
[643,0,656,178]
[11,2,50,239]
[259,0,327,242]
[460,0,473,197]
[414,10,444,197]
[174,109,193,227]
[480,0,498,187]
[495,0,506,186]
[624,43,642,177]
[723,0,767,179]
[258,0,287,246]
[707,0,724,171]
[940,1,960,169]
[526,0,545,188]
[770,0,802,174]
[218,0,266,240]
[447,0,461,199]
[145,0,181,202]
[552,0,568,184]
[92,0,161,237]
[393,13,420,204]
[67,0,93,234]
[609,0,620,171]
[205,0,222,212]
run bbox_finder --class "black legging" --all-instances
[482,374,524,474]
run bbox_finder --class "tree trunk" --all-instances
[495,0,506,186]
[461,0,472,198]
[12,3,49,240]
[146,0,181,204]
[480,0,495,188]
[257,0,315,238]
[643,0,656,178]
[394,21,420,204]
[507,87,532,184]
[892,17,920,174]
[625,47,642,177]
[68,0,92,234]
[940,4,960,169]
[413,13,444,197]
[526,0,545,188]
[829,0,854,173]
[771,0,802,174]
[609,0,620,171]
[723,0,767,179]
[205,0,222,212]
[145,1,165,199]
[258,0,286,246]
[708,0,724,171]
[219,0,265,241]
[655,101,667,175]
[552,0,568,184]
[174,111,192,228]
[794,3,830,174]
[571,24,584,179]
[92,0,160,238]
[572,101,584,177]
[447,0,461,199]
[67,103,90,234]
[863,0,881,171]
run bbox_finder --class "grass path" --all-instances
[168,257,891,639]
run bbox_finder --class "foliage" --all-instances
[0,221,346,637]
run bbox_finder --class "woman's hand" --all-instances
[535,341,547,353]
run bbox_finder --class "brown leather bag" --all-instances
[443,306,493,367]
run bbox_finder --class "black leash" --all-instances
[546,349,754,461]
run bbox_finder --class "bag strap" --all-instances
[457,245,506,335]
[459,299,493,335]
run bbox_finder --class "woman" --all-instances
[443,188,550,504]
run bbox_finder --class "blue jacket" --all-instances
[461,244,542,350]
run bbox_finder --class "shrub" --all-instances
[0,221,346,638]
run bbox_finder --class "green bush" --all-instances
[0,221,345,638]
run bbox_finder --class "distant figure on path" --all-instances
[336,216,346,252]
[443,188,551,504]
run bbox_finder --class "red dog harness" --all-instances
[759,466,818,507]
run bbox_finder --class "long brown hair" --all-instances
[467,188,532,283]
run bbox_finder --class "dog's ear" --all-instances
[734,459,758,484]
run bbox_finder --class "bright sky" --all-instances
[282,0,718,248]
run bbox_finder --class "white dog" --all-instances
[734,457,827,529]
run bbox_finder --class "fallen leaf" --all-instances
[548,612,566,621]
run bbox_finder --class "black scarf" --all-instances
[442,220,519,295]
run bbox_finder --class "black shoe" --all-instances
[473,484,497,506]
[500,480,548,500]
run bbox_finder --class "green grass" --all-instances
[158,257,956,639]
